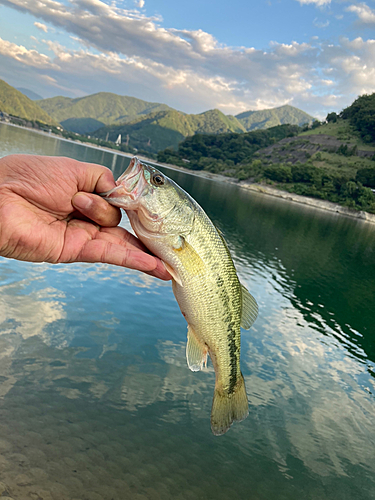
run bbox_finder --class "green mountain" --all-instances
[236,105,314,131]
[0,79,56,125]
[37,92,174,131]
[36,90,314,153]
[60,117,107,135]
[93,108,246,153]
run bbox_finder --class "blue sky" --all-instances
[0,0,375,118]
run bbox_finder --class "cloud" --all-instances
[347,3,375,24]
[296,0,331,6]
[34,21,48,32]
[0,0,374,117]
[136,0,145,7]
[0,37,57,69]
[313,18,330,28]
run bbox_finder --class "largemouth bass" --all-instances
[102,157,258,435]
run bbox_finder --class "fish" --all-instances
[101,157,258,435]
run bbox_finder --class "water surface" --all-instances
[0,123,375,500]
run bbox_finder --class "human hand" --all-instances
[0,154,170,280]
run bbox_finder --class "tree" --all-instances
[326,112,338,123]
[356,167,375,188]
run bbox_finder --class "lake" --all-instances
[0,122,375,500]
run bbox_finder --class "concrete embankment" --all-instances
[154,160,375,224]
[238,182,375,223]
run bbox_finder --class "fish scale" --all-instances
[175,214,242,393]
[102,157,258,435]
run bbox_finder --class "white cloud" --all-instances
[296,0,331,6]
[313,18,330,28]
[34,21,48,32]
[137,0,145,8]
[0,37,57,68]
[347,3,375,24]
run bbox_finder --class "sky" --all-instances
[0,0,374,118]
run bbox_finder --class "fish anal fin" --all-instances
[240,284,258,330]
[186,325,208,372]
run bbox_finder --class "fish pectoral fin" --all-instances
[240,284,258,330]
[163,261,183,287]
[186,325,208,372]
[173,236,205,276]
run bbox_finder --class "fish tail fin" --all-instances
[210,373,249,436]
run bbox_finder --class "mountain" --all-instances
[60,117,108,135]
[157,101,375,214]
[93,108,246,153]
[37,90,314,152]
[17,87,43,101]
[37,92,174,132]
[0,80,56,125]
[236,105,314,131]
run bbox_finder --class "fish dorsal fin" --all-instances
[173,236,205,276]
[240,284,258,330]
[186,325,208,372]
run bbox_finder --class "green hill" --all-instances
[157,124,301,169]
[36,90,315,154]
[93,108,246,153]
[158,99,375,214]
[0,79,56,125]
[236,105,314,131]
[37,92,173,130]
[341,93,375,143]
[60,117,107,135]
[38,90,312,139]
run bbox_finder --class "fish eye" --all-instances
[151,173,165,186]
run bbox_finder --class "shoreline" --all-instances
[2,121,375,224]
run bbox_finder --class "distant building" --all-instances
[115,134,121,146]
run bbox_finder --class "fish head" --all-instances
[101,157,195,241]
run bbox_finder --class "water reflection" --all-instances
[1,124,375,499]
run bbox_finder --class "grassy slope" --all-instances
[37,93,173,127]
[253,119,375,176]
[236,105,314,131]
[299,119,375,151]
[0,79,56,125]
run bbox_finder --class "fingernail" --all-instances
[73,193,92,210]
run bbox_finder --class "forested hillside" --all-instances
[0,80,56,125]
[341,93,375,143]
[37,93,173,131]
[93,109,246,153]
[158,95,375,214]
[236,105,313,131]
[157,124,300,169]
[37,90,314,150]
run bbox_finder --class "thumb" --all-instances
[72,192,122,227]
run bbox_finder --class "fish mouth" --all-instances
[100,157,145,206]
